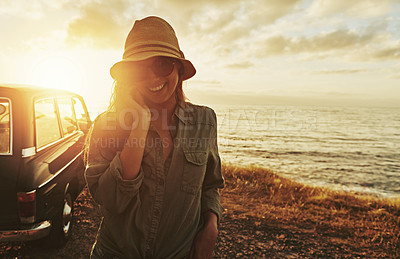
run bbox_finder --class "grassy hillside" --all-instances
[216,164,400,258]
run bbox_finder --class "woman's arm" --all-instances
[118,85,151,179]
[189,211,219,259]
[190,108,224,259]
[85,87,150,213]
[119,103,151,180]
[200,108,224,222]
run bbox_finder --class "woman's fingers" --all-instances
[118,86,150,131]
[130,88,148,110]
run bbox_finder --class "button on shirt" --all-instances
[85,102,224,259]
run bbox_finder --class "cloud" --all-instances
[260,31,400,62]
[0,1,44,18]
[246,0,302,24]
[65,0,302,49]
[256,29,376,57]
[14,0,397,66]
[188,0,302,42]
[307,0,395,18]
[373,46,400,60]
[226,62,254,69]
[0,0,70,18]
[22,30,67,50]
[188,87,400,107]
[191,79,221,85]
[312,69,368,74]
[66,0,132,48]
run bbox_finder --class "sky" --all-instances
[0,0,399,113]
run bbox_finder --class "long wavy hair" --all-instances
[84,63,187,164]
[84,57,188,167]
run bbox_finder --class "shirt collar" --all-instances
[148,101,192,134]
[174,101,195,125]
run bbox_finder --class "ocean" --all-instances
[89,103,400,197]
[212,104,400,197]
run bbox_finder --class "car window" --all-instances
[35,98,61,149]
[58,97,78,135]
[0,99,11,154]
[73,97,90,131]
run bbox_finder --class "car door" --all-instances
[0,97,20,226]
[21,96,85,222]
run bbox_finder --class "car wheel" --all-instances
[47,192,74,247]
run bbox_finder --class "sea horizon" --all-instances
[212,103,400,198]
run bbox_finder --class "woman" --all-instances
[85,16,224,259]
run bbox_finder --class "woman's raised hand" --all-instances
[119,85,151,180]
[119,85,151,133]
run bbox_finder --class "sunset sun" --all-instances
[29,56,84,92]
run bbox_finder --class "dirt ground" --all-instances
[0,187,398,258]
[0,187,100,259]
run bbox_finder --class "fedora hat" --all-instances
[110,16,196,81]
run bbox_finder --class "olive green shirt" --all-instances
[85,102,224,259]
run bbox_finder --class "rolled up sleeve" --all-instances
[201,109,224,223]
[85,114,143,214]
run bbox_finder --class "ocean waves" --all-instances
[213,104,400,197]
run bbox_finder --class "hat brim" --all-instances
[110,53,196,81]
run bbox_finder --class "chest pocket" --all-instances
[181,148,208,195]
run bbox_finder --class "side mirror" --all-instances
[78,119,92,133]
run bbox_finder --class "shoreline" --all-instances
[222,161,400,199]
[216,164,400,258]
[1,163,399,258]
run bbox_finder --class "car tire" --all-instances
[47,192,74,247]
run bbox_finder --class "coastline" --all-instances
[1,163,399,258]
[216,164,400,258]
[215,104,400,198]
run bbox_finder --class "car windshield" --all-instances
[0,99,11,154]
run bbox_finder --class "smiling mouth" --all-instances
[149,82,166,92]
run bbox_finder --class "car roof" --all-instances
[0,84,78,97]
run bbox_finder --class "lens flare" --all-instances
[30,56,83,92]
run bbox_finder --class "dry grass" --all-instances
[220,163,400,257]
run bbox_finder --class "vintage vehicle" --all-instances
[0,84,91,247]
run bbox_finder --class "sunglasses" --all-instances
[122,57,179,82]
[147,56,178,77]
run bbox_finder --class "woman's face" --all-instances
[127,56,181,106]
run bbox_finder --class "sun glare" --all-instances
[29,56,84,93]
